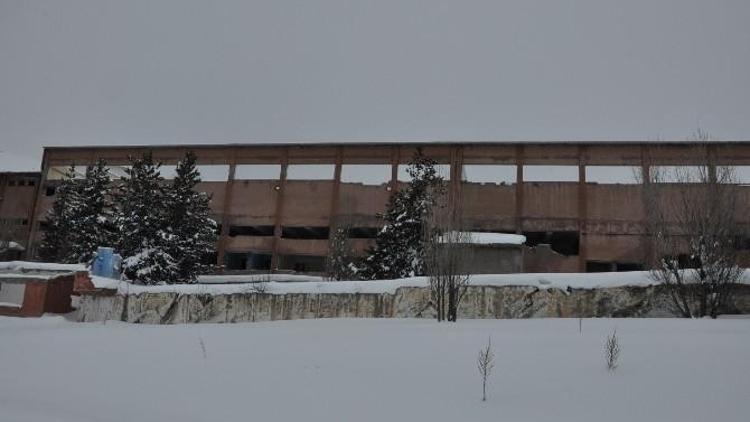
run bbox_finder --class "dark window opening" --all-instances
[734,236,750,250]
[27,180,35,187]
[677,254,700,269]
[348,227,380,239]
[660,254,699,270]
[225,252,248,270]
[586,261,614,272]
[248,253,272,271]
[278,254,326,273]
[523,231,579,256]
[224,251,272,271]
[586,261,644,273]
[281,226,329,240]
[0,249,23,261]
[229,225,275,237]
[21,219,28,226]
[45,185,56,196]
[616,262,643,272]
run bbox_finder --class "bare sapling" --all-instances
[250,281,268,294]
[477,337,495,401]
[425,198,471,322]
[199,334,208,359]
[605,329,620,372]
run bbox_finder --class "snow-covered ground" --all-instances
[1,316,748,422]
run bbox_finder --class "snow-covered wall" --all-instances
[76,284,750,324]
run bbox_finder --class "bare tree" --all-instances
[604,329,620,372]
[641,131,745,318]
[326,220,356,281]
[249,281,268,294]
[198,334,208,359]
[477,337,495,401]
[425,201,472,322]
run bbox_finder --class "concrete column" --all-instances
[270,149,289,270]
[449,146,464,224]
[577,145,587,272]
[390,146,399,189]
[707,144,718,183]
[329,146,343,224]
[640,145,653,269]
[514,145,524,234]
[25,151,49,259]
[216,157,237,271]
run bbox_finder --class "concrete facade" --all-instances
[0,172,40,260]
[14,141,750,273]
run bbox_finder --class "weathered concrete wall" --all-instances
[76,284,750,324]
[458,246,522,274]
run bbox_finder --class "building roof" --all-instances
[42,138,750,151]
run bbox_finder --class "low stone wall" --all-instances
[76,284,750,324]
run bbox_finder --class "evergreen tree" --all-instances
[164,151,218,283]
[359,149,445,280]
[67,159,117,263]
[116,153,176,284]
[39,165,80,262]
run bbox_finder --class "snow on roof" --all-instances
[0,151,41,173]
[0,261,85,274]
[440,232,526,245]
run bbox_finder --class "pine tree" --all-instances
[164,151,218,283]
[116,153,176,284]
[359,149,445,280]
[39,164,80,263]
[67,159,117,263]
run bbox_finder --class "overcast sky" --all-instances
[1,0,749,164]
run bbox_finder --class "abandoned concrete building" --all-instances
[4,141,750,274]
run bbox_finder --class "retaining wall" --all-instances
[76,284,750,324]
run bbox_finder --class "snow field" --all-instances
[0,316,748,422]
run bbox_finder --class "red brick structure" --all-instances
[0,272,75,317]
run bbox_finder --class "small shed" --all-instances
[0,262,86,317]
[440,232,526,274]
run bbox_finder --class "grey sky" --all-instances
[1,0,749,165]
